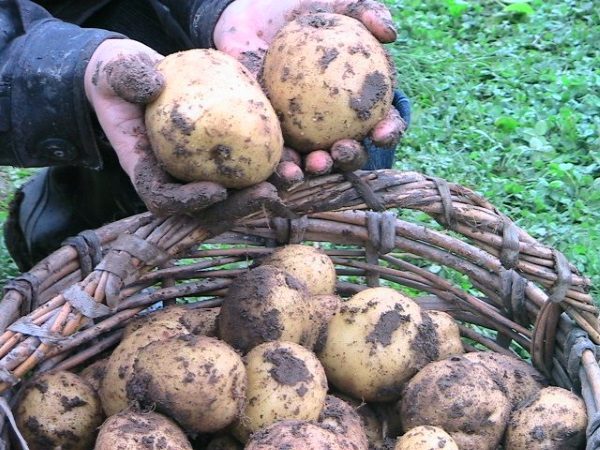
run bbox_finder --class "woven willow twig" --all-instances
[0,170,596,396]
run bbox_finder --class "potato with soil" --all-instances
[218,265,312,353]
[233,341,328,442]
[15,371,103,450]
[400,355,511,450]
[305,293,342,351]
[318,287,435,401]
[333,393,384,448]
[124,305,220,338]
[94,410,192,450]
[245,420,345,450]
[205,435,243,450]
[319,395,369,450]
[260,245,336,295]
[395,426,458,450]
[127,334,246,434]
[262,13,394,151]
[146,49,282,188]
[427,310,464,359]
[79,357,109,393]
[504,386,587,449]
[463,351,547,408]
[100,316,188,416]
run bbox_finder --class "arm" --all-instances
[0,0,123,168]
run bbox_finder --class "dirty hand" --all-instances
[84,39,227,216]
[213,0,407,182]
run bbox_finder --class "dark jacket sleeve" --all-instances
[0,0,123,169]
[149,0,236,49]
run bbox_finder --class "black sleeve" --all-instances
[0,0,124,169]
[149,0,236,49]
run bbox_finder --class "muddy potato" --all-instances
[124,305,220,339]
[318,287,434,401]
[261,245,336,295]
[395,426,458,450]
[127,334,246,433]
[262,13,394,151]
[95,410,192,450]
[233,341,328,442]
[218,265,312,353]
[146,49,282,187]
[305,294,342,351]
[463,351,547,408]
[427,310,464,359]
[400,355,511,450]
[333,393,384,448]
[319,395,369,450]
[245,420,345,450]
[100,318,188,416]
[15,371,103,450]
[505,386,586,449]
[79,357,109,393]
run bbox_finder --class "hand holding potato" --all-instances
[213,0,409,181]
[84,39,227,217]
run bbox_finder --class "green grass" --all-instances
[384,0,599,296]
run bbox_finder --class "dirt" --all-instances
[350,70,390,120]
[239,49,266,76]
[208,144,244,179]
[34,378,48,393]
[60,395,88,412]
[410,312,440,367]
[24,416,57,448]
[169,104,195,136]
[331,139,367,171]
[318,47,340,71]
[365,307,410,347]
[263,347,313,386]
[103,53,164,104]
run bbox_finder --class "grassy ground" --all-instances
[0,0,597,298]
[385,0,599,295]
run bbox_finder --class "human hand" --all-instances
[84,39,227,216]
[213,0,407,182]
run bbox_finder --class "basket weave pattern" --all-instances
[0,170,598,448]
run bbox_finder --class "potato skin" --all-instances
[79,357,108,393]
[127,334,246,434]
[94,410,192,450]
[395,426,458,450]
[318,287,429,401]
[262,13,394,151]
[233,341,328,442]
[124,305,220,338]
[319,395,369,450]
[15,371,103,450]
[146,49,282,187]
[245,420,345,450]
[427,311,464,360]
[400,355,511,450]
[504,386,587,450]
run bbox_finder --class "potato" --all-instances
[333,393,384,448]
[15,371,103,450]
[261,245,336,295]
[305,294,342,351]
[400,355,511,450]
[100,318,188,416]
[79,357,109,393]
[504,386,587,449]
[233,341,328,442]
[395,426,458,450]
[218,266,312,352]
[94,410,192,450]
[206,435,243,450]
[146,49,283,187]
[245,420,344,450]
[463,351,547,408]
[124,305,220,338]
[127,334,246,434]
[262,13,394,151]
[427,310,464,359]
[319,395,368,450]
[318,287,433,401]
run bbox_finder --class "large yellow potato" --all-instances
[146,49,283,187]
[15,371,103,450]
[317,287,427,401]
[262,13,394,151]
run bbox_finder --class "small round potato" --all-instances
[146,49,282,187]
[463,351,547,408]
[218,266,312,352]
[15,371,103,450]
[79,357,109,393]
[395,426,458,450]
[427,310,464,359]
[333,393,383,448]
[261,245,336,295]
[124,305,220,339]
[504,386,587,449]
[400,355,511,450]
[95,410,192,450]
[319,395,369,450]
[127,334,246,434]
[305,294,342,352]
[245,420,344,450]
[233,341,328,442]
[262,13,394,151]
[318,287,429,401]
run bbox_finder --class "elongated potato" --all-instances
[146,49,283,187]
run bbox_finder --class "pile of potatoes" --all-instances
[11,243,588,450]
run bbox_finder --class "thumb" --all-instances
[214,29,269,77]
[103,53,165,104]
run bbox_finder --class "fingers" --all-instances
[214,28,269,77]
[334,0,397,43]
[104,53,164,104]
[370,107,406,147]
[330,139,368,171]
[269,161,305,191]
[304,150,334,176]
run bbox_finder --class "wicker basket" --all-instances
[0,169,598,449]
